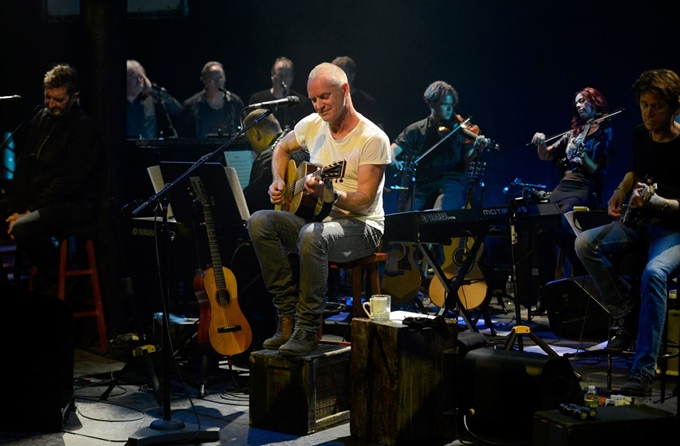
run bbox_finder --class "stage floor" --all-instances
[1,293,677,446]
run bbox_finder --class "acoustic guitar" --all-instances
[275,159,346,221]
[381,156,422,305]
[190,176,252,357]
[428,156,488,310]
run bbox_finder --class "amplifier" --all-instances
[543,276,610,340]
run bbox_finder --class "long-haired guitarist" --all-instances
[575,69,680,398]
[247,62,391,356]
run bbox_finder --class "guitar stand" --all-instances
[426,239,484,332]
[100,343,162,404]
[468,290,498,336]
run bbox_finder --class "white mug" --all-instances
[362,294,391,322]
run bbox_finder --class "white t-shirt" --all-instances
[294,112,391,232]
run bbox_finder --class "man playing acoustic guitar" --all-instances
[575,69,680,397]
[247,62,391,356]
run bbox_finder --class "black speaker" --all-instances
[0,282,74,432]
[458,348,583,444]
[543,276,610,340]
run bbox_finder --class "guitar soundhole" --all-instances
[452,247,468,266]
[216,289,231,307]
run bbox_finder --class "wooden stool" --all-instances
[329,252,389,319]
[30,226,108,353]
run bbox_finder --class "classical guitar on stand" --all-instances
[190,176,252,357]
[381,153,422,305]
[428,154,488,310]
[275,159,346,221]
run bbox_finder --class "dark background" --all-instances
[1,0,679,206]
[1,0,678,334]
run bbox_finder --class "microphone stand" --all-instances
[1,105,44,181]
[152,88,179,139]
[281,81,290,130]
[125,110,274,445]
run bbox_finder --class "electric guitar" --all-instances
[190,176,252,357]
[621,175,656,227]
[428,156,488,310]
[275,159,346,221]
[381,153,422,305]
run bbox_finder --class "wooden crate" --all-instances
[249,344,351,435]
[349,317,459,445]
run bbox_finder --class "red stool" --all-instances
[30,226,108,353]
[329,252,389,319]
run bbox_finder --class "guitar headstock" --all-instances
[189,176,210,207]
[320,159,347,182]
[468,159,486,180]
[642,175,657,203]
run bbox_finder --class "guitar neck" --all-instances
[202,205,226,289]
[396,170,412,212]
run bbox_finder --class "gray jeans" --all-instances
[247,209,382,331]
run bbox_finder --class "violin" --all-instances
[438,114,500,151]
[529,108,624,146]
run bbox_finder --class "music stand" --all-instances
[159,161,249,231]
[125,110,271,446]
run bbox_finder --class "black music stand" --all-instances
[124,110,271,446]
[159,161,249,236]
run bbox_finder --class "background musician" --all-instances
[390,80,488,211]
[179,61,244,138]
[531,87,615,313]
[248,56,313,131]
[575,69,680,397]
[125,59,182,140]
[242,108,310,214]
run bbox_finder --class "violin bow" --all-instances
[527,108,625,146]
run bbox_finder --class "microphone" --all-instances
[0,95,21,101]
[246,96,300,110]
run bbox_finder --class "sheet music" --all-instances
[223,150,256,190]
[146,165,175,220]
[224,166,251,221]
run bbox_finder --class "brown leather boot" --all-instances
[262,315,294,350]
[279,327,319,356]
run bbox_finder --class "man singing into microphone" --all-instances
[248,57,313,130]
[1,64,103,294]
[179,61,244,138]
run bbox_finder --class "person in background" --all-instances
[2,64,103,294]
[248,56,313,130]
[575,68,680,397]
[126,59,182,139]
[332,56,385,130]
[180,61,244,138]
[531,87,615,313]
[242,108,309,213]
[390,80,488,211]
[247,62,390,356]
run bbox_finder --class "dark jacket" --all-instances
[9,103,102,214]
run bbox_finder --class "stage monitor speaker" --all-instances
[457,348,583,444]
[0,282,74,432]
[543,276,610,340]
